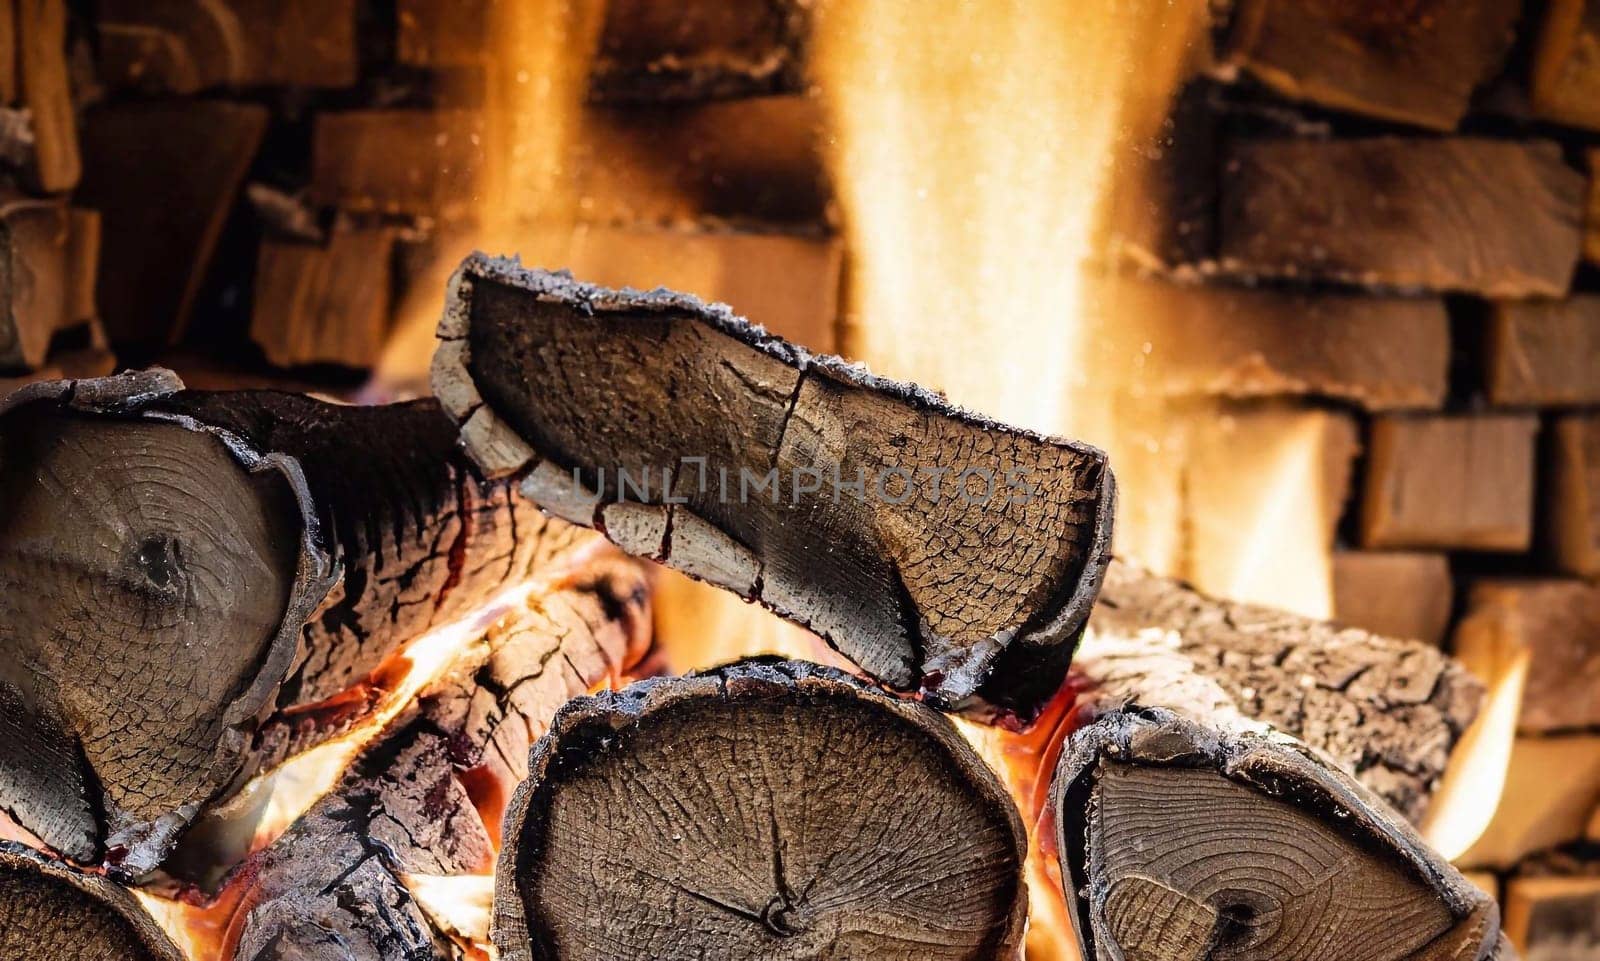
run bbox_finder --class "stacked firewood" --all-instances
[0,262,1506,960]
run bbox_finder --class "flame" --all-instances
[1182,407,1349,620]
[646,571,846,678]
[1425,647,1528,861]
[402,872,497,958]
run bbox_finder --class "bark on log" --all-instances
[1050,709,1512,961]
[0,840,184,961]
[493,659,1028,961]
[1089,561,1483,822]
[434,255,1116,719]
[227,558,651,961]
[0,369,593,874]
[1051,562,1504,961]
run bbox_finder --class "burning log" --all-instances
[493,659,1028,961]
[0,841,183,960]
[1052,563,1505,961]
[0,369,594,873]
[227,559,651,961]
[433,255,1116,718]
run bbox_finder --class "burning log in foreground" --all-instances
[0,370,593,874]
[228,558,651,961]
[0,841,183,961]
[494,659,1029,961]
[433,254,1116,720]
[1054,563,1506,961]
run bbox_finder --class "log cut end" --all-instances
[0,841,184,961]
[434,254,1116,718]
[494,659,1028,961]
[0,373,317,872]
[1052,710,1511,961]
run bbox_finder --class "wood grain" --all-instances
[494,659,1028,961]
[434,255,1115,719]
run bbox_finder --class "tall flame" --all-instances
[810,2,1209,955]
[811,0,1200,438]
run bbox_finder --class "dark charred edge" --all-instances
[226,561,653,961]
[492,658,1030,961]
[434,253,1117,717]
[0,841,186,961]
[0,371,331,875]
[587,0,812,104]
[1048,708,1512,961]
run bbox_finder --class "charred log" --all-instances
[0,841,183,961]
[227,558,651,961]
[0,370,594,874]
[1051,710,1511,961]
[493,659,1028,961]
[1052,564,1505,961]
[433,255,1116,719]
[1089,560,1482,822]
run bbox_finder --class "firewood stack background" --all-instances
[0,0,1598,959]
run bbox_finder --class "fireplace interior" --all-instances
[2,0,1599,959]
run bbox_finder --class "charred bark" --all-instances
[227,558,651,961]
[0,369,595,874]
[493,659,1028,961]
[1089,560,1482,822]
[433,254,1116,719]
[1052,563,1506,961]
[0,841,183,961]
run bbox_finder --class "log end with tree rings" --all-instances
[0,841,185,961]
[1051,709,1513,961]
[494,659,1029,961]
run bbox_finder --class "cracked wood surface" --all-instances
[434,254,1115,719]
[228,558,650,961]
[1084,560,1482,823]
[0,840,183,961]
[0,370,594,875]
[494,659,1028,961]
[1051,710,1513,961]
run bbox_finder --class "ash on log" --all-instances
[0,369,595,874]
[1052,562,1504,961]
[0,841,183,961]
[434,255,1116,718]
[227,559,651,961]
[494,659,1028,961]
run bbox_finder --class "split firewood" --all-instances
[0,841,183,960]
[1051,562,1505,961]
[78,100,268,344]
[0,193,69,372]
[0,369,596,874]
[16,0,79,193]
[1224,0,1519,131]
[1088,560,1482,822]
[494,659,1028,961]
[1051,710,1511,961]
[226,558,651,961]
[1219,138,1586,298]
[434,255,1116,718]
[1505,852,1600,960]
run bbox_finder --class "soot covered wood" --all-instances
[434,254,1116,719]
[0,370,594,873]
